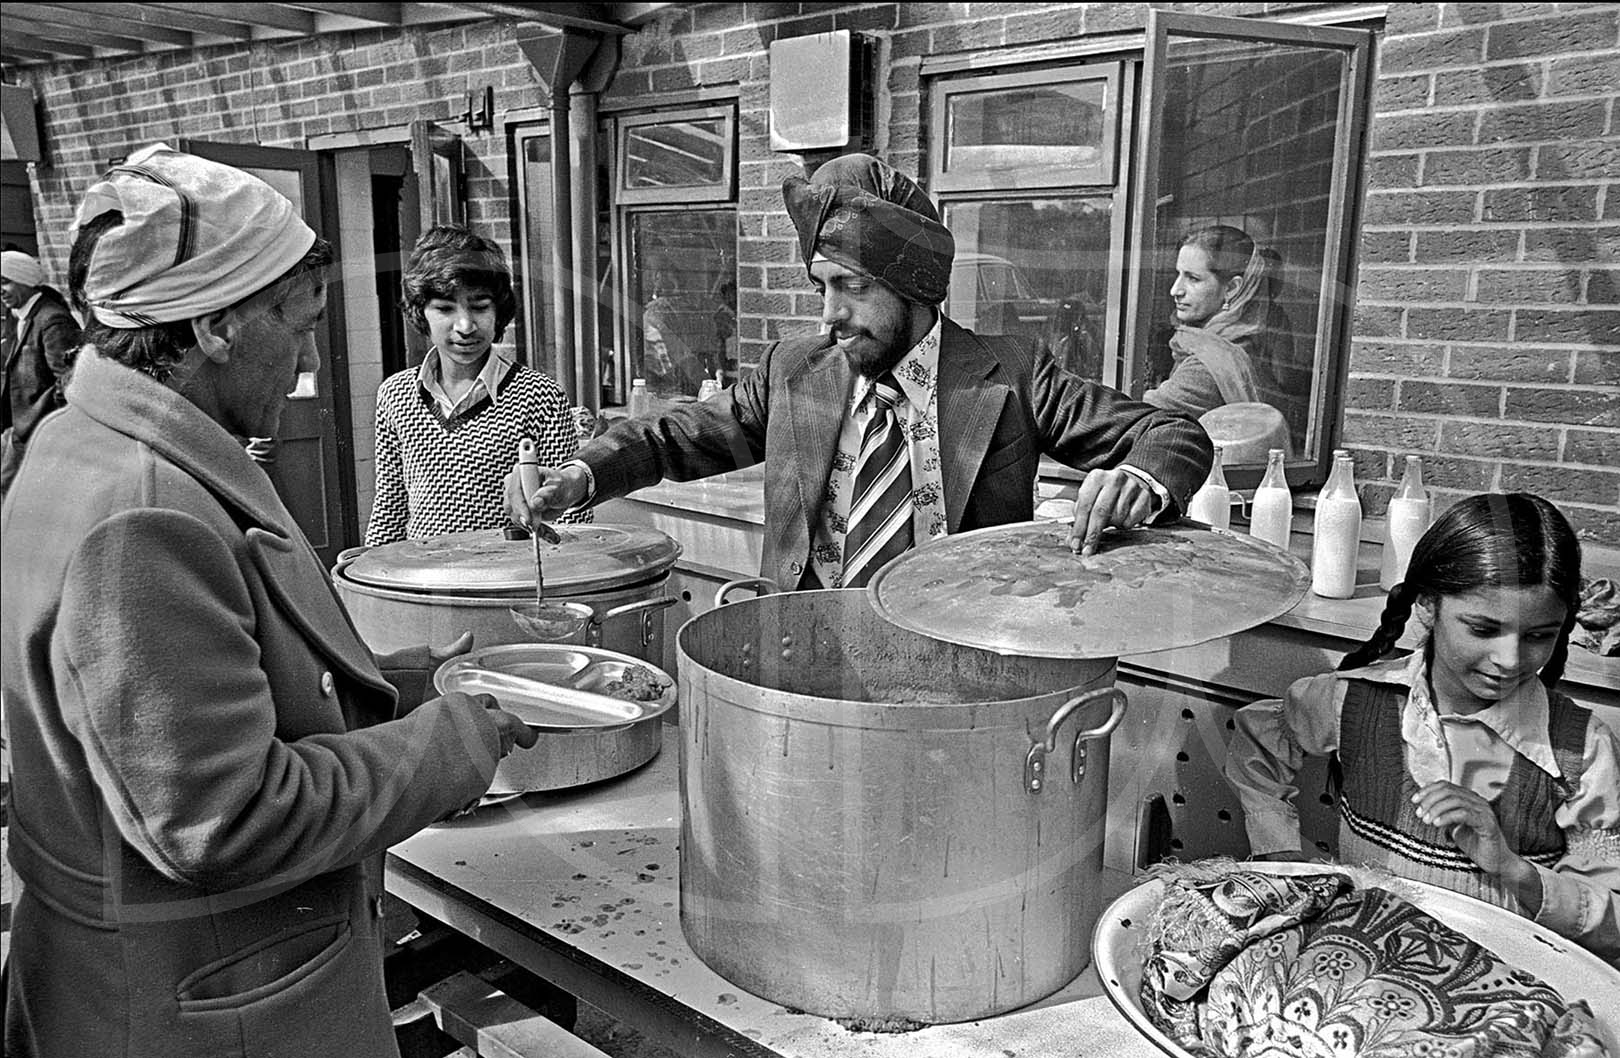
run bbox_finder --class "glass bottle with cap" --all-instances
[628,377,650,417]
[1249,448,1292,549]
[1187,445,1232,530]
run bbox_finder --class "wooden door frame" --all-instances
[177,138,359,561]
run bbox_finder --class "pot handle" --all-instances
[594,596,678,649]
[713,577,779,608]
[1025,687,1129,795]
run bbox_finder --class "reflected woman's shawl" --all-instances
[1167,325,1263,406]
[1140,860,1609,1058]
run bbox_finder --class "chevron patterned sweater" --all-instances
[365,361,587,545]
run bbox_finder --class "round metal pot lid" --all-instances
[868,520,1310,660]
[341,525,682,595]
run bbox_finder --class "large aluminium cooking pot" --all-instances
[676,583,1127,1024]
[333,526,681,664]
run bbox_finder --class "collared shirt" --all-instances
[417,347,515,420]
[808,315,949,589]
[1226,651,1620,955]
[16,291,44,323]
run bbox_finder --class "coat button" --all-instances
[320,671,335,696]
[789,560,803,576]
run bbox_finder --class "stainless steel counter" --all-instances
[387,725,1161,1058]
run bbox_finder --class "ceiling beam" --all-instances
[5,30,96,60]
[282,2,405,22]
[139,1,317,34]
[457,2,631,35]
[611,3,675,27]
[56,2,257,38]
[5,16,148,51]
[8,4,197,46]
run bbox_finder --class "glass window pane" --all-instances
[1135,37,1346,464]
[943,198,1115,380]
[626,211,737,399]
[944,80,1108,181]
[624,118,728,190]
[520,133,557,376]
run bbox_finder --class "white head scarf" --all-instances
[0,251,46,288]
[69,143,316,329]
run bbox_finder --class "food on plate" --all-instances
[1140,859,1609,1058]
[601,667,666,703]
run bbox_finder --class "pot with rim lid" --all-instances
[675,523,1310,1024]
[332,525,682,667]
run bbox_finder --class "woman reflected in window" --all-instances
[1143,225,1294,437]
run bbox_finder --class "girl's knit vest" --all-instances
[1330,679,1589,913]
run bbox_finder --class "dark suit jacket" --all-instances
[580,318,1212,589]
[3,288,78,439]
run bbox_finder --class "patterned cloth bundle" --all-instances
[1140,860,1609,1058]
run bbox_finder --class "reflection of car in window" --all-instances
[948,251,1057,336]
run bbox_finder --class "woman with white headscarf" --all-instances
[1143,224,1291,422]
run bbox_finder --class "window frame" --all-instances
[508,119,558,380]
[607,102,740,407]
[1127,10,1374,491]
[928,63,1122,194]
[615,105,737,206]
[928,58,1138,485]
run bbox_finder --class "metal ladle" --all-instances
[510,439,592,642]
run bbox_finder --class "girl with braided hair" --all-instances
[1226,492,1619,961]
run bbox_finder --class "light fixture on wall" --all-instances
[463,86,495,133]
[767,31,875,153]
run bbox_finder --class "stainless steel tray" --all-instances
[434,643,676,732]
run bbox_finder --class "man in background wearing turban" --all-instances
[1,249,80,495]
[1,144,537,1058]
[509,154,1210,590]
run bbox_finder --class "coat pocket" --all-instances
[979,430,1034,475]
[175,913,349,1008]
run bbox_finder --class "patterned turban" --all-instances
[782,154,955,305]
[69,143,315,328]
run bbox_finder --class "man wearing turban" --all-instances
[1,144,537,1058]
[1,250,80,494]
[510,153,1211,590]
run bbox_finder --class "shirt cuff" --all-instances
[1530,862,1598,940]
[1119,464,1171,521]
[558,458,597,509]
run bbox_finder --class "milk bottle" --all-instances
[1188,445,1232,529]
[1311,451,1363,599]
[1249,448,1292,549]
[1378,455,1432,590]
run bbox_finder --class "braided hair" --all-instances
[1338,492,1582,690]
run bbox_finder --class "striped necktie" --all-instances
[843,372,914,588]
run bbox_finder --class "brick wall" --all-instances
[18,18,535,299]
[13,2,1619,547]
[1349,2,1619,546]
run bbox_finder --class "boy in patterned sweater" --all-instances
[365,225,588,545]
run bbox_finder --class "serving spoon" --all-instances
[511,439,590,641]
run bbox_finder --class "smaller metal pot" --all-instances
[332,526,683,664]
